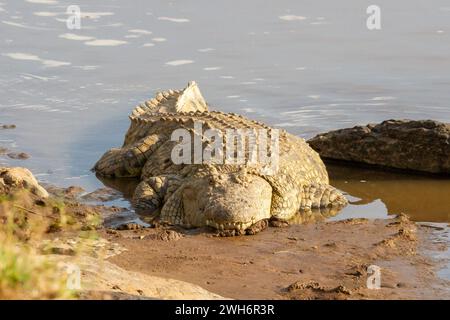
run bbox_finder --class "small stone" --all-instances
[7,152,30,160]
[64,185,85,198]
[41,245,76,256]
[335,285,352,295]
[81,187,122,202]
[115,222,144,231]
[1,124,16,129]
[269,219,289,228]
[323,242,337,247]
[149,230,183,241]
[34,199,46,206]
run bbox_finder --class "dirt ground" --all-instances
[105,214,449,300]
[3,139,449,300]
[3,181,448,300]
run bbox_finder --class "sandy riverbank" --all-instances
[104,214,449,300]
[1,167,448,299]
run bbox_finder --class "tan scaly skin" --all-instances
[93,81,348,235]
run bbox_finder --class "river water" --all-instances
[1,0,449,277]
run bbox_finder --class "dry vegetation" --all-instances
[0,190,101,299]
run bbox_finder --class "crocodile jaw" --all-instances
[182,174,272,231]
[204,220,255,231]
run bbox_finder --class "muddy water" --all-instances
[97,164,450,224]
[327,164,450,283]
[0,0,449,278]
[328,164,450,223]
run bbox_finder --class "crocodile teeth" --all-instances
[205,221,254,231]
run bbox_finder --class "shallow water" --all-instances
[1,0,449,276]
[328,164,450,223]
[1,0,450,190]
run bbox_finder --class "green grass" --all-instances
[0,196,75,299]
[0,233,74,299]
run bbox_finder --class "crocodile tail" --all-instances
[175,81,208,113]
[129,81,208,122]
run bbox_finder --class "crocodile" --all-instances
[93,81,347,234]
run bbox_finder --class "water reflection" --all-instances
[328,163,450,223]
[95,174,140,199]
[98,173,344,225]
[96,164,450,224]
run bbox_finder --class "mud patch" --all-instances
[147,230,183,241]
[106,214,449,299]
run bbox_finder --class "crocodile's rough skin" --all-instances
[308,120,450,174]
[94,82,347,234]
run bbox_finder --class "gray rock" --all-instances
[0,166,49,197]
[7,152,30,160]
[308,119,450,174]
[1,124,16,129]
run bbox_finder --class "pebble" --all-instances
[7,152,30,160]
[1,124,16,129]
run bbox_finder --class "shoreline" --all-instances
[104,214,449,299]
[1,160,449,299]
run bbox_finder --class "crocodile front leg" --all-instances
[264,174,301,220]
[93,134,164,177]
[133,174,181,213]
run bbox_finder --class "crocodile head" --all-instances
[179,171,272,232]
